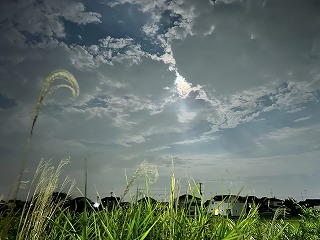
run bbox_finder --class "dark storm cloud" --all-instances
[173,0,320,94]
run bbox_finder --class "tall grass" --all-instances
[14,69,79,201]
[1,69,79,240]
[120,161,158,202]
[17,158,75,240]
[1,159,320,239]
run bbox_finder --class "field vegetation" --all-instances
[1,158,320,240]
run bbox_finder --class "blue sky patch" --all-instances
[157,9,183,35]
[63,1,164,55]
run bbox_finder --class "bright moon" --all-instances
[174,71,193,99]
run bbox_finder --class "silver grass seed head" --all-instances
[136,161,159,184]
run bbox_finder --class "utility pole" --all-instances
[185,184,188,194]
[111,187,115,197]
[198,182,203,196]
[137,188,144,197]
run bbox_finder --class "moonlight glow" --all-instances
[174,71,193,99]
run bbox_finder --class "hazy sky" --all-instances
[1,0,320,201]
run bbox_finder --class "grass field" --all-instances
[1,159,320,240]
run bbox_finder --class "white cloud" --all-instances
[274,82,317,109]
[250,33,256,40]
[115,134,147,147]
[202,80,318,131]
[55,1,101,24]
[154,40,177,70]
[217,0,241,4]
[81,37,150,66]
[102,1,201,100]
[173,135,217,145]
[286,107,305,113]
[0,0,101,45]
[177,111,197,123]
[254,125,320,157]
[294,115,312,122]
[100,37,134,49]
[173,71,207,100]
[110,0,196,41]
[174,72,193,98]
[259,127,302,141]
[147,146,171,152]
[204,25,216,36]
[67,92,175,129]
[142,23,159,36]
[68,45,98,69]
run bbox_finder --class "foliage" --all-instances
[1,162,320,240]
[296,207,320,240]
[1,69,80,240]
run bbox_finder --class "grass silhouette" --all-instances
[14,69,79,201]
[1,69,79,239]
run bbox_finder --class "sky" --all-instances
[1,0,320,202]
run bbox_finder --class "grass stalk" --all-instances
[1,69,79,240]
[17,158,74,240]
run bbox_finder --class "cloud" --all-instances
[294,115,312,122]
[253,124,320,158]
[173,71,207,99]
[110,0,196,40]
[173,135,217,145]
[177,111,197,123]
[286,107,306,114]
[115,134,147,147]
[78,39,148,67]
[201,80,319,132]
[142,23,159,36]
[147,146,171,153]
[68,45,98,69]
[203,25,215,36]
[171,0,320,97]
[106,0,197,77]
[259,127,304,141]
[0,0,101,45]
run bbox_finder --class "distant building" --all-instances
[245,195,260,212]
[177,194,201,217]
[268,197,284,208]
[100,196,120,211]
[300,199,320,210]
[3,199,27,213]
[137,196,157,206]
[69,197,95,213]
[260,197,283,211]
[283,198,302,216]
[206,195,245,217]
